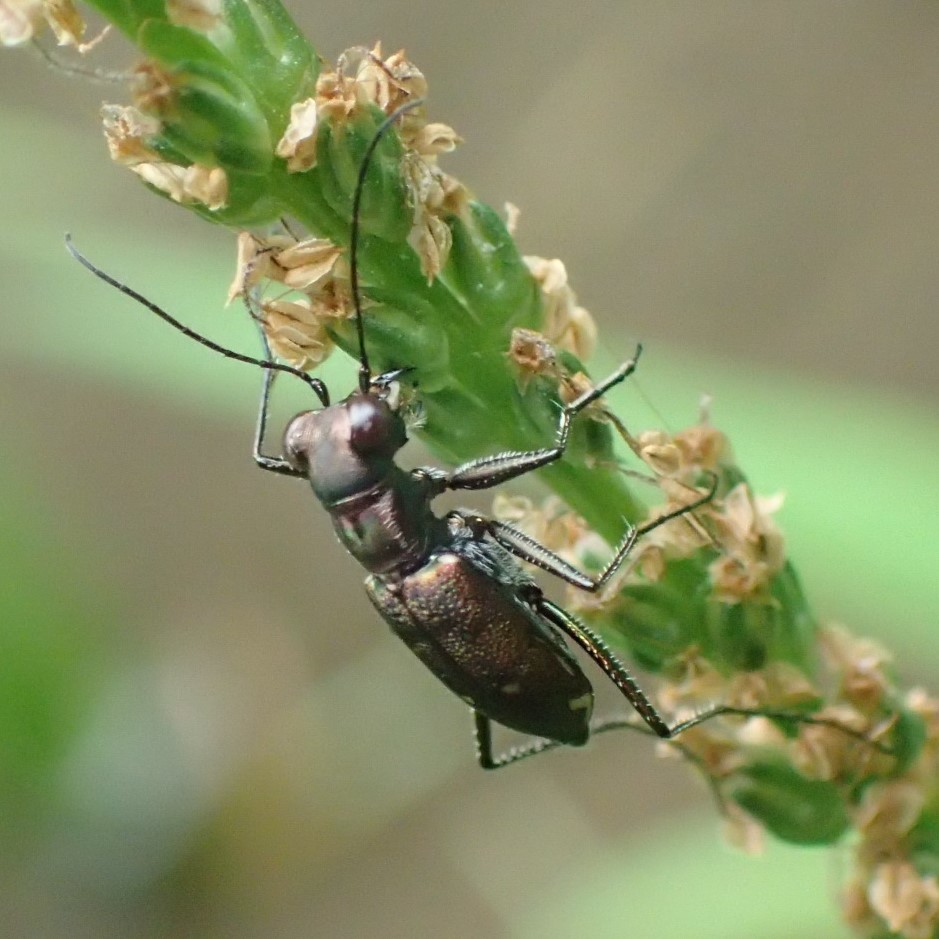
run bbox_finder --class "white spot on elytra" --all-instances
[568,693,592,712]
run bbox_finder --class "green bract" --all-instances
[730,759,851,846]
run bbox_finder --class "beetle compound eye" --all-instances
[348,397,404,456]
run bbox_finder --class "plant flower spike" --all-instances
[6,2,938,935]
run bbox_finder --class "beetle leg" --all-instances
[536,599,674,737]
[252,326,305,478]
[537,599,799,740]
[535,600,894,752]
[482,474,718,592]
[473,709,666,770]
[448,474,715,594]
[473,711,563,770]
[487,518,635,591]
[441,348,642,491]
[473,705,713,770]
[474,593,892,767]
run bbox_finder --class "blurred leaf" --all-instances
[0,469,112,843]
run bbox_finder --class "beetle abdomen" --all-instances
[365,549,594,746]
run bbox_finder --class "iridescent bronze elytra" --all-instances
[67,101,743,769]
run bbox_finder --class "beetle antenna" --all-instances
[31,37,131,84]
[66,234,330,407]
[349,97,426,393]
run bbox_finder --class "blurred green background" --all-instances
[2,3,938,937]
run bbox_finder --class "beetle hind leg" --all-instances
[472,709,650,771]
[473,711,564,771]
[536,601,893,753]
[536,598,674,738]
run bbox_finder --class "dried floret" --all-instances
[342,43,427,120]
[225,230,350,373]
[492,493,589,562]
[101,104,160,166]
[0,0,44,46]
[260,297,333,370]
[673,423,731,472]
[408,210,452,284]
[635,430,683,477]
[728,661,820,711]
[307,277,353,322]
[661,715,748,779]
[403,151,465,284]
[408,121,463,158]
[906,688,939,748]
[722,801,766,856]
[524,255,597,361]
[790,704,871,781]
[131,161,228,210]
[658,652,729,710]
[1,0,83,46]
[632,485,713,562]
[868,860,939,939]
[508,328,559,387]
[314,43,429,132]
[132,60,174,114]
[226,231,292,304]
[841,877,880,933]
[403,151,456,282]
[855,780,926,849]
[181,164,227,208]
[504,201,521,236]
[42,0,83,46]
[271,237,343,292]
[275,97,319,172]
[708,483,785,603]
[820,623,894,712]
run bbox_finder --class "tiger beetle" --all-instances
[66,101,796,770]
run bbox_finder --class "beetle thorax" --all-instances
[283,391,442,576]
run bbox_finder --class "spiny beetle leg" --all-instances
[474,711,562,770]
[542,601,890,746]
[485,517,638,592]
[442,351,642,492]
[537,599,673,738]
[253,326,305,478]
[481,474,718,593]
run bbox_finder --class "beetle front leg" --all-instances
[440,347,642,492]
[252,330,305,478]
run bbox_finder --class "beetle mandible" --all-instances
[68,100,747,770]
